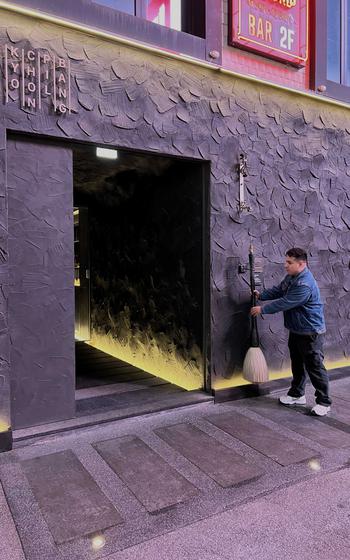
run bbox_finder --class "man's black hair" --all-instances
[286,248,308,262]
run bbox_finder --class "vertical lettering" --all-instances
[58,87,67,99]
[3,46,74,114]
[26,97,36,109]
[58,73,66,83]
[9,46,19,58]
[26,65,36,77]
[10,78,20,89]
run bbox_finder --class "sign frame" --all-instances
[228,0,309,67]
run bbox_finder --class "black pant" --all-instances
[287,332,331,406]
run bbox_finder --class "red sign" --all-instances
[229,0,308,66]
[147,0,171,27]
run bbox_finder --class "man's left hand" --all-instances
[250,306,262,317]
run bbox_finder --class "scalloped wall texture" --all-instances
[0,12,349,428]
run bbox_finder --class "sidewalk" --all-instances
[1,372,350,560]
[106,467,350,560]
[0,482,25,560]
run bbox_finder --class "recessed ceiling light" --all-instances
[96,147,118,159]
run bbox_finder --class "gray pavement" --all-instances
[1,373,350,560]
[106,468,350,560]
[0,482,25,560]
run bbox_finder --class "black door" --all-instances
[8,138,75,429]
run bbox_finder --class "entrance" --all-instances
[73,144,209,411]
[7,136,209,430]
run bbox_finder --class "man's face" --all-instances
[284,256,306,276]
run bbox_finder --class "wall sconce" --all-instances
[237,154,251,213]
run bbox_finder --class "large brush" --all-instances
[242,244,269,383]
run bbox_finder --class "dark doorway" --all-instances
[73,145,209,404]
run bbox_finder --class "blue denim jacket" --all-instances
[260,268,326,334]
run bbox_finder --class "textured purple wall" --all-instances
[8,139,75,429]
[0,12,349,429]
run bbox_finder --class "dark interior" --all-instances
[73,145,206,391]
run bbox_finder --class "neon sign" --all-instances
[270,0,297,7]
[229,0,308,66]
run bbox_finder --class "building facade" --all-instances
[0,0,349,450]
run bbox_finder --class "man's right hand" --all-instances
[250,306,262,317]
[253,290,260,299]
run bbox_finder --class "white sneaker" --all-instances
[279,395,306,406]
[311,404,331,417]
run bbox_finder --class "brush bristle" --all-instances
[243,347,269,383]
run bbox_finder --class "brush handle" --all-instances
[249,249,255,292]
[249,246,260,348]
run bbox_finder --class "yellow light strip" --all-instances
[85,332,203,391]
[0,419,10,432]
[1,2,350,112]
[213,358,350,390]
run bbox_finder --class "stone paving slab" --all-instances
[239,397,350,448]
[329,396,350,423]
[105,468,350,560]
[94,436,198,513]
[207,411,318,466]
[0,461,60,560]
[0,481,25,560]
[332,380,350,402]
[301,389,350,433]
[21,450,122,544]
[155,423,264,488]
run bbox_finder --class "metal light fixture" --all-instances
[238,153,251,213]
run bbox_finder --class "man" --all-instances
[251,247,331,417]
